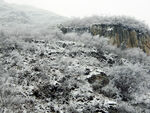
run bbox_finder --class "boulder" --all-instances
[87,72,109,91]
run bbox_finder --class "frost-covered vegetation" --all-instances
[0,1,150,113]
[0,27,150,112]
[63,16,150,33]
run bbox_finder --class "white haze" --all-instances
[4,0,150,26]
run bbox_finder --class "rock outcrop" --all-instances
[90,24,150,55]
[60,23,150,55]
[87,72,109,91]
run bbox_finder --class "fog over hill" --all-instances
[0,0,67,26]
[0,1,150,113]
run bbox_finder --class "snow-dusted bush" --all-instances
[63,32,114,50]
[123,48,149,64]
[63,16,150,33]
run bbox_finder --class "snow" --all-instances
[0,1,150,113]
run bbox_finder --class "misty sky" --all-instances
[5,0,150,26]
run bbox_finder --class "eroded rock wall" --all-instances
[60,24,150,55]
[90,24,150,55]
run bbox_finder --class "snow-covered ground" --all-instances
[0,29,150,112]
[0,1,150,113]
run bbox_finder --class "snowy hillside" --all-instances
[0,1,150,113]
[0,1,67,26]
[1,29,150,113]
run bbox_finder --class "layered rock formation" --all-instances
[90,24,150,55]
[60,23,150,55]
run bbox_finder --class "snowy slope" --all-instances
[0,1,67,26]
[0,1,150,113]
[0,30,150,112]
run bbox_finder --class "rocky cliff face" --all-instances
[60,23,150,55]
[90,24,150,55]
